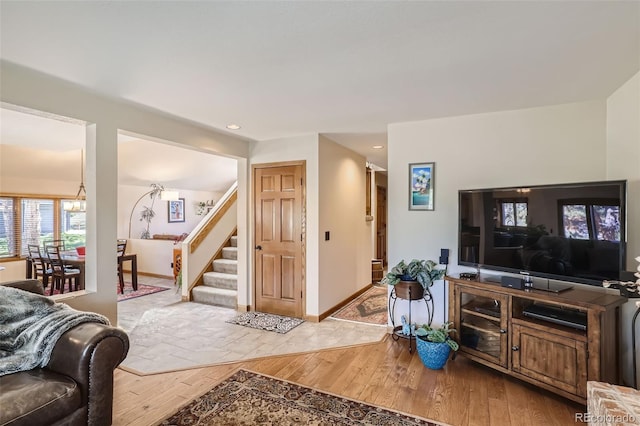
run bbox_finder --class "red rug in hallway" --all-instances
[330,285,388,325]
[48,282,169,301]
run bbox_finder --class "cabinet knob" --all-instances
[499,329,507,334]
[512,346,519,351]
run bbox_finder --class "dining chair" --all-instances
[46,245,81,295]
[27,244,51,290]
[43,239,66,251]
[117,239,127,293]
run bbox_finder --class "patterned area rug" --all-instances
[161,369,440,425]
[226,312,304,334]
[118,283,169,301]
[331,285,388,326]
[48,282,168,301]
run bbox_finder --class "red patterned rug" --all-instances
[160,369,441,425]
[331,285,388,326]
[118,283,169,301]
[48,282,169,301]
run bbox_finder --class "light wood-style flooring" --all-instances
[113,335,583,425]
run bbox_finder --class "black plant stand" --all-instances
[388,281,434,353]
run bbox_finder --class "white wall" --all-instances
[318,136,372,313]
[1,61,249,323]
[606,70,640,387]
[250,134,320,315]
[387,100,607,326]
[126,238,177,277]
[118,184,223,239]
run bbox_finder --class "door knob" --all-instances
[512,345,519,351]
[255,245,262,250]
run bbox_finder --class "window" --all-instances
[0,198,15,257]
[499,199,528,227]
[60,202,86,249]
[0,195,86,258]
[21,198,54,255]
[560,200,620,242]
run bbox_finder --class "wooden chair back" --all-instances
[117,239,127,257]
[45,245,66,273]
[27,245,49,288]
[45,244,80,294]
[44,239,66,251]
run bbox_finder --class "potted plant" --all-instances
[381,259,445,300]
[415,322,459,369]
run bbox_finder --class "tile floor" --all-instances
[117,275,388,375]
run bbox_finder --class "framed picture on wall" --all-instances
[168,198,185,223]
[409,162,435,211]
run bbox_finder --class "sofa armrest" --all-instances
[0,279,44,295]
[46,322,129,426]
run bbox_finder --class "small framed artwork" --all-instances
[168,198,186,223]
[409,162,435,211]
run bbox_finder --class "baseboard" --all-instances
[124,270,174,280]
[318,284,374,321]
[236,305,250,312]
[304,314,320,323]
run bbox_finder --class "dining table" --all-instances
[26,251,138,292]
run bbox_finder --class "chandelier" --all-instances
[63,149,86,212]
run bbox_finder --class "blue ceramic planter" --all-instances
[416,337,451,370]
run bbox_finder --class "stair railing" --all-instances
[179,182,238,299]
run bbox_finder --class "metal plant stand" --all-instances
[388,280,434,353]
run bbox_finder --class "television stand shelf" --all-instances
[447,276,626,404]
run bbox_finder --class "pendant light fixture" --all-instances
[63,149,86,212]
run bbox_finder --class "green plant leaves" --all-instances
[381,258,445,288]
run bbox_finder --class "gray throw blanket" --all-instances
[0,286,109,376]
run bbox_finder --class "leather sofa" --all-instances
[0,279,129,426]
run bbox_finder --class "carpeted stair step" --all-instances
[213,258,237,274]
[222,246,237,260]
[203,272,237,290]
[191,286,237,309]
[230,236,237,247]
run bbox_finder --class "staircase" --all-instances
[191,235,238,309]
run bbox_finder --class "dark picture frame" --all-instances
[409,162,435,211]
[168,198,185,223]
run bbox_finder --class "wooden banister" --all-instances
[189,189,237,254]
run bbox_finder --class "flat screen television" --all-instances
[458,180,627,287]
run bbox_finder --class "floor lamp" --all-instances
[127,183,179,239]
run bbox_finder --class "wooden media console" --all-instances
[447,276,626,404]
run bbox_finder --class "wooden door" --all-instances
[511,323,588,397]
[254,163,304,318]
[376,185,387,265]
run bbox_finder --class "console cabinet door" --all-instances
[511,324,587,397]
[454,286,509,368]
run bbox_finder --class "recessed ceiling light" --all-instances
[226,124,241,130]
[372,145,384,149]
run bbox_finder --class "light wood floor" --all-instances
[113,335,583,425]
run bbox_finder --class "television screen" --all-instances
[458,180,627,286]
